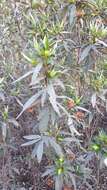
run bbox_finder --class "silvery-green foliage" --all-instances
[0,78,5,101]
[21,134,63,163]
[13,33,91,189]
[12,1,107,188]
[0,107,19,142]
[42,159,77,190]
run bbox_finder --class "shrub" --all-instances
[12,0,107,189]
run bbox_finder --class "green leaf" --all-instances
[43,36,49,50]
[22,53,34,63]
[91,144,101,152]
[34,39,41,54]
[31,0,45,9]
[32,0,39,8]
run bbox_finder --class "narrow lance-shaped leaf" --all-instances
[34,38,41,54]
[17,90,43,118]
[39,108,49,132]
[43,135,50,147]
[49,96,60,115]
[49,138,63,157]
[57,103,70,117]
[0,92,5,101]
[69,5,76,26]
[36,140,44,163]
[29,13,36,26]
[76,106,91,114]
[91,93,96,108]
[8,118,19,127]
[41,89,47,107]
[23,135,41,140]
[43,35,49,50]
[13,70,34,84]
[68,172,77,190]
[68,117,81,136]
[55,176,63,190]
[2,123,7,142]
[32,143,39,158]
[42,168,55,177]
[97,39,107,48]
[21,139,40,147]
[0,77,4,84]
[104,157,107,167]
[47,83,60,115]
[22,52,34,63]
[50,107,56,125]
[79,45,93,63]
[30,63,43,85]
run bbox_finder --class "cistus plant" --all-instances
[13,35,91,189]
[90,19,107,43]
[91,131,107,165]
[90,130,107,187]
[42,157,77,190]
[0,106,19,144]
[12,0,107,189]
